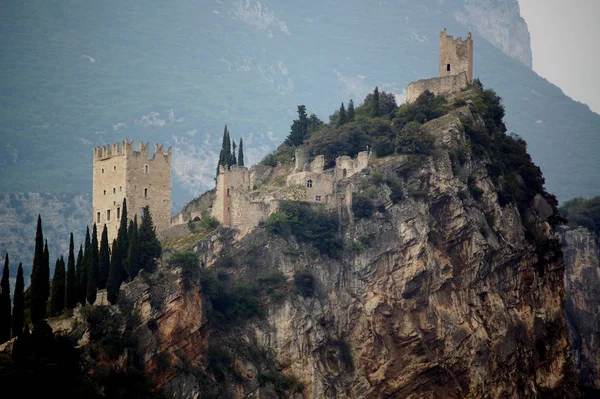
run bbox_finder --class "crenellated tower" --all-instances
[92,140,172,244]
[439,29,473,84]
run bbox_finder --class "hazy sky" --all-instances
[518,0,600,114]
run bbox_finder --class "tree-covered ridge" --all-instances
[560,196,600,234]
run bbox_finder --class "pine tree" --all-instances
[348,99,355,121]
[127,216,140,281]
[116,199,129,283]
[75,244,84,305]
[0,253,11,343]
[107,239,121,305]
[50,257,65,316]
[78,227,90,305]
[86,224,99,304]
[12,263,24,337]
[139,206,162,273]
[30,215,47,322]
[337,102,347,126]
[238,138,244,166]
[285,105,309,147]
[65,233,77,309]
[371,87,380,117]
[98,225,110,289]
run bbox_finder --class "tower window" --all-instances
[107,209,111,222]
[306,180,313,188]
[144,188,148,198]
[113,165,117,171]
[103,190,106,195]
[227,188,230,196]
[343,169,347,178]
[97,212,101,224]
[316,195,322,202]
[117,207,121,219]
[113,187,116,194]
[144,165,149,174]
[447,64,451,72]
[101,168,105,173]
[120,186,122,192]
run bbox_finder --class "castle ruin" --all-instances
[208,149,370,232]
[92,140,172,244]
[407,29,473,102]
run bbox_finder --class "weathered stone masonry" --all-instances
[92,140,172,244]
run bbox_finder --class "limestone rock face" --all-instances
[560,226,600,392]
[455,0,533,68]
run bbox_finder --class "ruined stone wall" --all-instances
[229,190,271,233]
[439,29,473,83]
[286,171,334,204]
[334,151,369,180]
[406,72,469,103]
[92,140,171,244]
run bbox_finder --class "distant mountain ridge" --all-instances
[1,0,599,271]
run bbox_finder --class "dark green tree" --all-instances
[337,103,347,126]
[238,138,244,166]
[50,257,65,316]
[43,241,50,308]
[139,206,162,273]
[347,99,355,121]
[308,113,324,134]
[30,215,48,322]
[78,227,90,305]
[231,139,237,166]
[74,244,84,305]
[86,224,99,304]
[107,239,122,305]
[12,263,24,337]
[216,125,233,176]
[285,105,309,147]
[98,225,110,289]
[65,233,77,309]
[116,198,129,282]
[127,216,140,281]
[0,253,11,343]
[371,87,380,117]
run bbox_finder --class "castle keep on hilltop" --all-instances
[407,29,473,102]
[210,149,370,232]
[92,140,172,243]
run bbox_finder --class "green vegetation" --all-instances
[30,216,48,322]
[267,201,343,258]
[65,233,77,310]
[86,223,99,305]
[560,196,600,234]
[216,125,245,176]
[258,372,305,398]
[168,251,200,290]
[49,256,66,316]
[352,193,376,219]
[12,263,24,337]
[0,254,10,343]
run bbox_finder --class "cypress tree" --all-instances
[231,140,237,166]
[98,225,110,289]
[12,263,24,337]
[65,233,77,309]
[371,87,380,117]
[238,138,244,166]
[139,206,162,273]
[127,216,140,281]
[43,240,50,311]
[285,105,309,147]
[0,253,11,343]
[217,125,233,176]
[348,99,355,121]
[78,227,90,305]
[337,102,347,126]
[116,199,129,283]
[75,244,84,305]
[30,215,47,322]
[107,239,121,305]
[50,257,65,316]
[86,224,99,304]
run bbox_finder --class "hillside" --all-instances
[0,85,580,398]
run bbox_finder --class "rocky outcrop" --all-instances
[560,226,600,394]
[455,0,533,68]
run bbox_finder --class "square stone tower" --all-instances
[92,140,172,244]
[439,28,473,83]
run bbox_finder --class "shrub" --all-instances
[294,272,315,298]
[352,193,375,219]
[200,215,220,229]
[258,372,305,397]
[385,177,403,204]
[559,196,600,233]
[267,201,343,258]
[258,272,287,299]
[168,251,200,272]
[468,178,483,201]
[395,122,435,155]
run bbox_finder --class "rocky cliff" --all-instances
[455,0,533,68]
[52,90,579,398]
[560,226,600,395]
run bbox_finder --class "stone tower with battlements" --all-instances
[407,29,474,103]
[92,140,172,244]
